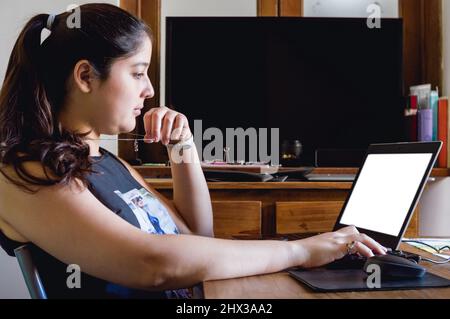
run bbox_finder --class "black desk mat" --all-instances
[289,268,450,292]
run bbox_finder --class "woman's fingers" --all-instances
[170,114,187,141]
[161,112,178,145]
[143,108,157,142]
[144,107,166,142]
[143,106,192,144]
[335,225,387,255]
[348,240,374,257]
[346,233,387,256]
[357,233,387,255]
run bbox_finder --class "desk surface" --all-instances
[137,166,450,178]
[146,179,354,190]
[202,244,450,299]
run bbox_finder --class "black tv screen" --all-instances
[166,17,406,166]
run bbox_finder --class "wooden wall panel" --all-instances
[138,0,168,165]
[399,0,443,93]
[421,0,443,92]
[258,0,304,17]
[279,0,303,17]
[120,0,140,17]
[119,0,165,164]
[258,0,279,17]
[399,0,422,92]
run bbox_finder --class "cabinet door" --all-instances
[276,201,419,237]
[212,201,262,239]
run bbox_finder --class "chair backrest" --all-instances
[14,244,47,299]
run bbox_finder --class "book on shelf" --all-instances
[438,97,448,168]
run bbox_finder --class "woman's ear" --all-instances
[72,60,96,93]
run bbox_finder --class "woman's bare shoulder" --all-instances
[0,160,165,289]
[0,161,82,242]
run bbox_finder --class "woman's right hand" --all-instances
[293,225,388,269]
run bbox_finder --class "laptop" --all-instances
[288,142,450,292]
[332,141,441,250]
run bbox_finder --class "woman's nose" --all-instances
[142,78,155,99]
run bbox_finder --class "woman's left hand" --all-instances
[143,106,192,145]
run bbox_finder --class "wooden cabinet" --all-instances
[145,177,424,239]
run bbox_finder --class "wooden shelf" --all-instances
[136,166,450,178]
[145,179,354,190]
[306,167,450,177]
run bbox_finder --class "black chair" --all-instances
[14,244,47,299]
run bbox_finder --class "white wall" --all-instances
[0,0,119,299]
[303,0,398,18]
[419,178,450,237]
[160,0,257,105]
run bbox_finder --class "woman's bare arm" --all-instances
[0,162,303,290]
[0,162,386,291]
[143,108,214,237]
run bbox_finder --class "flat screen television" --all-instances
[165,17,406,166]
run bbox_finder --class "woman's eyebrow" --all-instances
[131,62,150,67]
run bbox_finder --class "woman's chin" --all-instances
[120,120,137,133]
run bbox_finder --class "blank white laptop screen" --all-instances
[339,153,432,236]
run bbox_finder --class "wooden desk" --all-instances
[202,244,450,299]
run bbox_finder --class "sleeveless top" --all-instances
[0,147,191,299]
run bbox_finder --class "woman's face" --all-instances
[84,35,154,135]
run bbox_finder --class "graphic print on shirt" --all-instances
[114,188,179,235]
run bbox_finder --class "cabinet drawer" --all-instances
[276,201,344,234]
[276,201,419,238]
[212,201,262,238]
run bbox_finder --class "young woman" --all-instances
[0,3,386,299]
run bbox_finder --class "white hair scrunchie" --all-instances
[46,14,56,30]
[41,14,56,45]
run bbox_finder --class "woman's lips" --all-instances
[133,106,143,116]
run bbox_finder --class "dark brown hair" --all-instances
[0,3,152,193]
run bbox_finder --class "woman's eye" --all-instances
[134,73,145,79]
